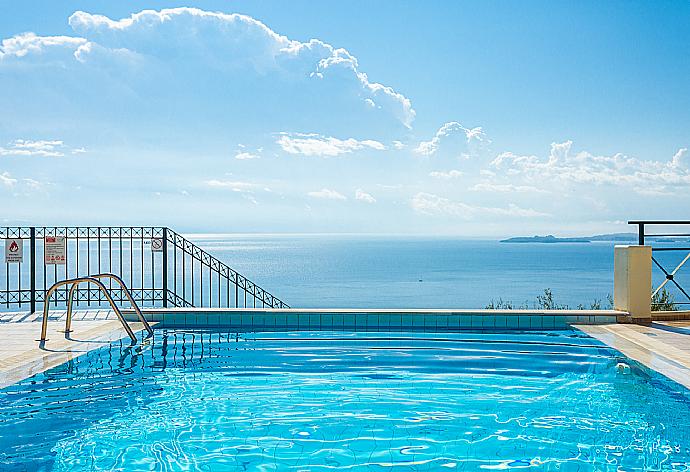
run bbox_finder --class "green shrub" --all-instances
[652,287,676,311]
[486,289,614,311]
[485,298,513,309]
[535,288,567,310]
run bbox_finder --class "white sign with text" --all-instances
[44,236,66,265]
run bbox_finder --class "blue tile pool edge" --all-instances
[123,309,623,331]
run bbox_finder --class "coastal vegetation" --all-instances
[486,288,677,311]
[652,288,677,311]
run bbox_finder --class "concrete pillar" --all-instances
[614,245,652,322]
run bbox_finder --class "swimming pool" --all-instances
[2,330,690,471]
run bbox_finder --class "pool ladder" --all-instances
[39,273,154,345]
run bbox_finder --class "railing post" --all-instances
[30,227,36,314]
[638,223,645,246]
[614,245,652,322]
[162,227,168,308]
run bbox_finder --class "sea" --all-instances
[188,234,660,309]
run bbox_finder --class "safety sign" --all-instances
[151,238,163,252]
[45,236,66,265]
[4,239,23,263]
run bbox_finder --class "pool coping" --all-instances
[121,307,625,331]
[576,322,690,390]
[651,310,690,321]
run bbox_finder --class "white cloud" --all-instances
[355,189,376,203]
[392,140,406,150]
[308,188,347,200]
[0,174,50,194]
[277,133,386,157]
[205,180,265,192]
[411,192,549,219]
[0,33,85,59]
[469,182,548,194]
[672,148,688,168]
[235,151,260,160]
[1,8,415,130]
[0,139,68,157]
[0,172,17,187]
[429,169,463,179]
[23,178,46,191]
[308,44,415,126]
[415,122,487,157]
[491,141,690,190]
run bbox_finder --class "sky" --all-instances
[0,1,689,236]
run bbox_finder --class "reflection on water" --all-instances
[2,330,690,471]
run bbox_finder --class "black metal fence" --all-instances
[631,220,690,309]
[0,227,289,312]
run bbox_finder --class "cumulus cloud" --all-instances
[308,188,347,200]
[0,139,70,157]
[0,33,85,59]
[411,192,549,219]
[415,122,487,158]
[429,169,463,179]
[355,189,376,203]
[1,8,415,136]
[233,144,262,160]
[491,141,690,191]
[276,133,386,157]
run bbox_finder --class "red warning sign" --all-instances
[4,239,23,263]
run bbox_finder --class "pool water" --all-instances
[2,330,690,471]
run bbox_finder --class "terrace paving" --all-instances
[577,322,690,390]
[0,310,152,389]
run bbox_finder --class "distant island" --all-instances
[501,233,638,244]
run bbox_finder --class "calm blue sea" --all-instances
[192,235,627,309]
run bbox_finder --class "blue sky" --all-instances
[1,1,689,236]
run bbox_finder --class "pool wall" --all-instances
[124,308,622,331]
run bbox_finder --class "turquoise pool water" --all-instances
[2,330,690,471]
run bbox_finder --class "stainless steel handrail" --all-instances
[39,274,152,345]
[65,273,153,336]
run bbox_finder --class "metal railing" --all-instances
[630,220,690,309]
[1,227,288,312]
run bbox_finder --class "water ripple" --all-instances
[1,330,690,471]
